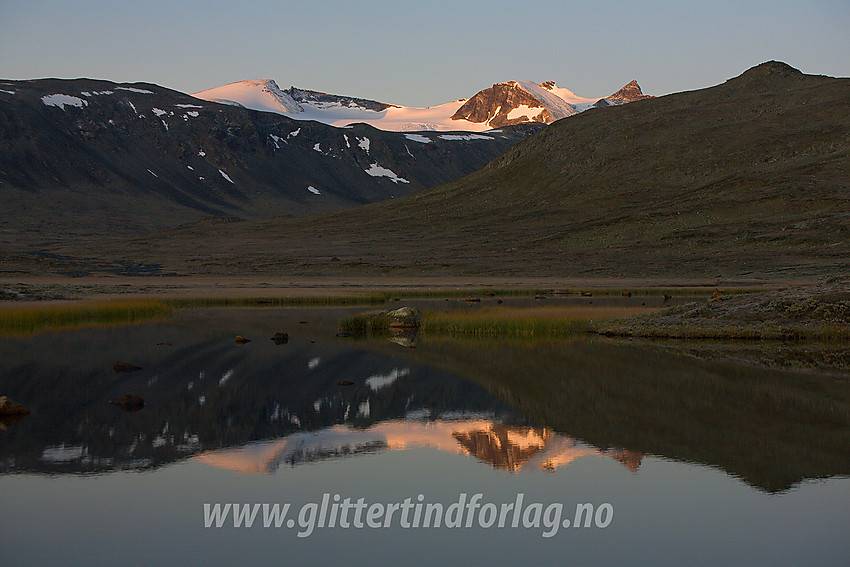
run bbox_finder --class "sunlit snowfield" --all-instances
[1,302,848,566]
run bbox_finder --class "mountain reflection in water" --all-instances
[0,305,847,494]
[194,418,642,474]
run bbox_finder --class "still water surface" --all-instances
[1,304,848,565]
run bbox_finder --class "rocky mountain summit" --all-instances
[606,80,653,103]
[593,80,654,108]
[451,81,572,128]
[453,78,652,127]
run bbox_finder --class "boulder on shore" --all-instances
[386,307,423,328]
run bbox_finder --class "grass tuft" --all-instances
[423,305,659,338]
[0,300,173,336]
[338,312,392,335]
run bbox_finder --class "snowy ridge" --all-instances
[193,79,302,114]
[192,80,486,132]
[538,81,600,112]
[191,76,646,132]
[515,81,579,119]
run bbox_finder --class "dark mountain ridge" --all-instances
[0,78,539,251]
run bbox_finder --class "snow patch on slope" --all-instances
[438,134,493,141]
[366,368,410,391]
[41,94,87,110]
[506,104,546,121]
[404,134,431,144]
[117,86,154,94]
[365,163,409,184]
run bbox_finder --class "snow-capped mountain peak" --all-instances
[191,76,650,132]
[193,79,303,114]
[450,80,598,128]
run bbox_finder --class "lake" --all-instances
[1,301,848,565]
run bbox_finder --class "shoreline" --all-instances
[0,275,786,304]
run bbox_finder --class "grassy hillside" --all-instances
[40,62,850,279]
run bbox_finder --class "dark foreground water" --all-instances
[1,304,848,566]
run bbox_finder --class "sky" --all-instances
[1,0,848,106]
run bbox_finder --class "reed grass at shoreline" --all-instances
[0,299,173,336]
[0,294,390,335]
[421,305,656,337]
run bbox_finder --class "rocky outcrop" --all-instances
[285,86,391,112]
[591,285,850,342]
[451,82,552,128]
[605,80,653,104]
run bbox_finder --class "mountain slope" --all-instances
[192,78,648,131]
[70,61,849,279]
[0,78,540,253]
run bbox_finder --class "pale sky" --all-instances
[1,0,848,106]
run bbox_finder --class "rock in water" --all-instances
[271,332,289,345]
[0,396,30,416]
[390,327,421,348]
[386,307,423,328]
